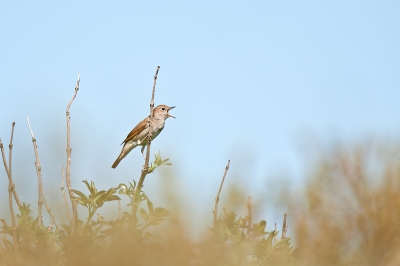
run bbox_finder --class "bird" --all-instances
[112,105,175,168]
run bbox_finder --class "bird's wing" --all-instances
[120,116,150,145]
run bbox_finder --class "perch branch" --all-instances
[132,66,160,218]
[66,72,80,229]
[213,159,230,228]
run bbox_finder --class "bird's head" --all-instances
[153,105,175,120]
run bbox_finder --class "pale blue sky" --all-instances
[1,1,399,231]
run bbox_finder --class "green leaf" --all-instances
[139,208,149,223]
[147,207,169,226]
[92,190,107,205]
[147,199,155,216]
[90,180,98,194]
[82,180,93,195]
[265,230,278,253]
[72,189,88,200]
[108,195,121,201]
[77,197,88,207]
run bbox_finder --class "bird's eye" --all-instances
[162,108,165,110]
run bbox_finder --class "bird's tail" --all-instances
[111,143,135,168]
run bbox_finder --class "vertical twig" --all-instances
[213,160,230,228]
[61,166,72,224]
[8,123,14,185]
[3,123,22,208]
[66,72,80,229]
[1,125,21,208]
[274,222,279,244]
[132,66,160,218]
[26,117,42,226]
[247,196,252,236]
[8,122,18,249]
[0,122,18,249]
[281,213,287,239]
[118,200,122,220]
[26,116,56,228]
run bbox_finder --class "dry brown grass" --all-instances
[291,140,400,266]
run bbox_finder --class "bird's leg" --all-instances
[141,145,146,160]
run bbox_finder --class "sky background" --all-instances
[0,1,399,235]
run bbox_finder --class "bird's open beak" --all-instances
[167,106,176,118]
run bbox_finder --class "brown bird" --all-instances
[112,105,175,168]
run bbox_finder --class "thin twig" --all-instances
[281,213,287,239]
[274,222,279,244]
[132,66,160,218]
[247,196,252,237]
[213,159,230,228]
[118,200,122,220]
[0,138,15,211]
[9,122,18,249]
[61,166,72,224]
[8,122,14,184]
[0,125,21,207]
[26,116,42,226]
[26,116,57,228]
[0,123,18,249]
[0,140,8,175]
[66,72,80,229]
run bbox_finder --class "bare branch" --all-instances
[213,159,230,228]
[26,116,42,226]
[26,116,56,228]
[0,139,9,176]
[9,123,21,207]
[0,123,18,249]
[118,200,122,220]
[66,72,80,229]
[281,213,287,239]
[0,135,21,208]
[247,196,252,236]
[8,122,15,178]
[61,166,72,224]
[274,222,279,244]
[26,116,57,228]
[132,66,160,218]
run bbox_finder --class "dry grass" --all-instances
[291,140,400,266]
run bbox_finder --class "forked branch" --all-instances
[1,123,21,208]
[0,122,18,249]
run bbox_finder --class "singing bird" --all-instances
[112,105,175,168]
